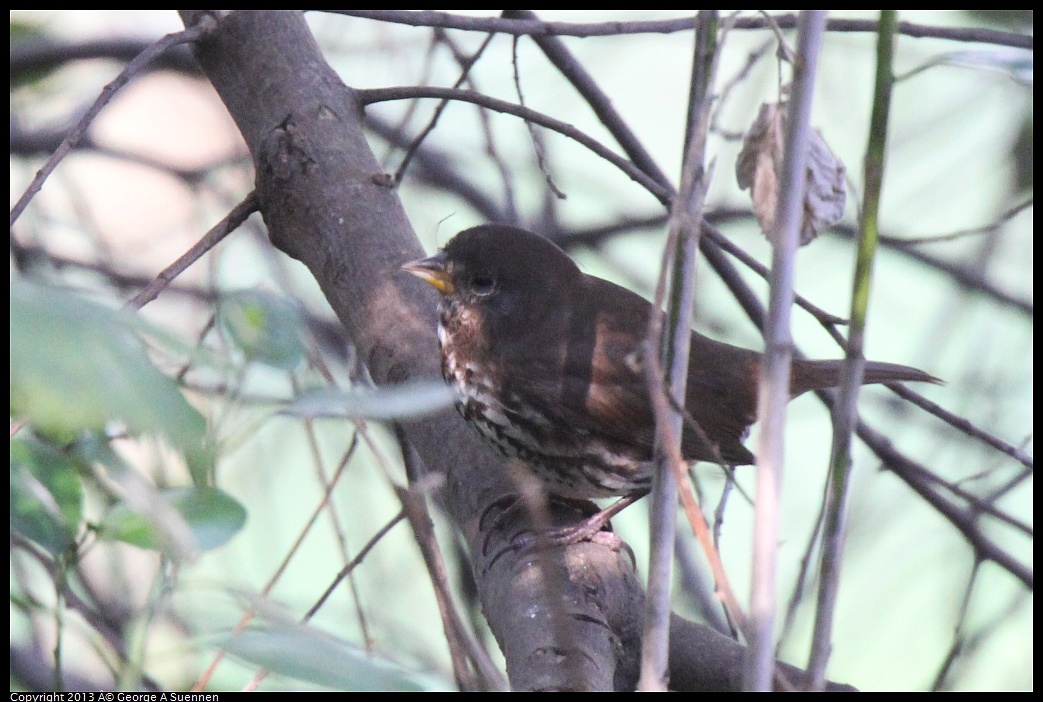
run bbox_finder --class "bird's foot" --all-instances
[479,492,645,564]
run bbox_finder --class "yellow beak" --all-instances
[401,251,454,295]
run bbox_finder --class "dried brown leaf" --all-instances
[736,101,846,246]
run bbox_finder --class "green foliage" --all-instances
[218,290,307,369]
[10,19,58,89]
[101,486,247,555]
[221,618,444,691]
[285,381,455,421]
[10,437,85,556]
[9,281,242,559]
[1013,115,1032,192]
[10,280,206,456]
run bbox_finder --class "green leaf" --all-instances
[10,22,60,89]
[10,437,85,556]
[221,621,445,691]
[938,49,1033,83]
[219,290,307,369]
[284,382,455,421]
[101,486,246,554]
[1013,115,1032,192]
[10,280,206,455]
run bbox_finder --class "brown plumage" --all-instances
[403,224,939,501]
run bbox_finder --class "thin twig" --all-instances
[881,198,1032,246]
[888,384,1032,469]
[501,10,672,189]
[328,11,1033,49]
[10,22,213,228]
[639,12,718,690]
[747,11,828,691]
[366,115,511,223]
[809,11,896,688]
[190,436,360,691]
[673,527,732,636]
[295,368,373,648]
[705,207,1034,317]
[393,427,508,691]
[930,559,981,690]
[125,191,259,310]
[304,513,407,621]
[436,26,520,223]
[377,31,440,167]
[855,419,1032,589]
[711,38,776,140]
[360,86,672,204]
[702,224,848,325]
[511,35,567,200]
[932,583,1029,690]
[777,488,826,653]
[393,32,496,186]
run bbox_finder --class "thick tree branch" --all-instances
[179,10,638,691]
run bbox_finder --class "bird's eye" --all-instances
[471,275,496,296]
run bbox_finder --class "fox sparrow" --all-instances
[402,224,938,503]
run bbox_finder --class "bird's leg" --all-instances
[480,491,647,557]
[540,490,647,547]
[479,493,596,556]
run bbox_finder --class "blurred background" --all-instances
[10,10,1032,691]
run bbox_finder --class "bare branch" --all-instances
[10,22,213,228]
[392,32,496,187]
[810,10,897,688]
[328,11,1032,49]
[125,191,259,310]
[747,11,828,691]
[360,86,672,204]
[856,420,1032,589]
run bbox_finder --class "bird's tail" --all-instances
[791,359,941,397]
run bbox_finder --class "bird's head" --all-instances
[401,224,581,328]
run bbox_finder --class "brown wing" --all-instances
[510,275,763,465]
[499,274,764,466]
[575,277,764,465]
[565,276,764,466]
[574,311,659,456]
[682,335,760,464]
[495,275,658,460]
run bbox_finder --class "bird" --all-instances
[402,223,938,512]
